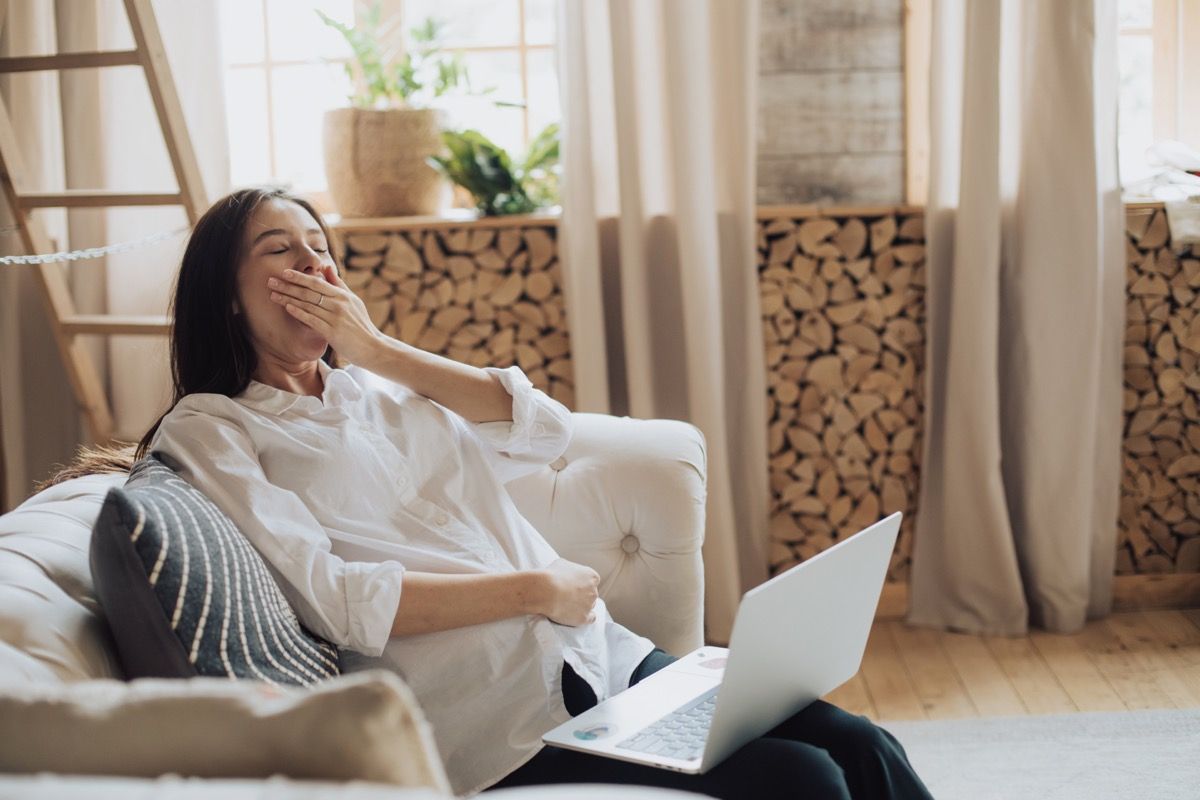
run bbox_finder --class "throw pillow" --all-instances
[89,455,339,685]
[0,669,450,791]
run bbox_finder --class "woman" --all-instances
[140,187,932,800]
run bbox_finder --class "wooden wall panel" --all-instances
[759,0,904,73]
[757,0,905,205]
[758,71,904,158]
[758,154,905,207]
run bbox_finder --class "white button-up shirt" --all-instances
[149,360,656,795]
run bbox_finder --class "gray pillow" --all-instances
[89,455,340,685]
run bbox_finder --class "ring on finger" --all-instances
[317,294,325,308]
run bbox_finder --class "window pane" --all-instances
[438,50,524,156]
[219,0,265,63]
[403,0,520,48]
[526,48,560,139]
[1119,34,1154,183]
[524,0,557,46]
[266,0,355,61]
[224,68,273,187]
[1119,0,1152,29]
[271,63,355,191]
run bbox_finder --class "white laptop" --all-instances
[542,512,901,774]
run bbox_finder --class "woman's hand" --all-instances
[268,266,387,367]
[533,558,601,626]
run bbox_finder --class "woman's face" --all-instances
[236,198,336,367]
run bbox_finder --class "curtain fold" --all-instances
[0,0,81,511]
[909,0,1124,635]
[557,0,768,643]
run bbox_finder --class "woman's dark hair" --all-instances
[135,187,339,458]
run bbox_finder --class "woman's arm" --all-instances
[362,337,515,425]
[392,559,601,637]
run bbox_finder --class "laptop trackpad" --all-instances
[544,652,725,749]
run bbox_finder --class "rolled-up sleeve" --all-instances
[467,365,573,485]
[150,402,404,657]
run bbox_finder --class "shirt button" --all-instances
[434,512,449,526]
[533,422,546,435]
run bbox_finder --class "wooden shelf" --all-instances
[330,203,1168,233]
[331,208,561,233]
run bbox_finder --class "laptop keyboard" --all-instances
[615,686,719,762]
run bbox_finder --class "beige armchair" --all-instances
[0,412,709,796]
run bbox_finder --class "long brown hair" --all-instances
[135,187,339,459]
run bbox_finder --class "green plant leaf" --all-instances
[428,128,553,215]
[520,122,560,175]
[317,4,479,108]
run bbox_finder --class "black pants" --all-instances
[489,649,934,800]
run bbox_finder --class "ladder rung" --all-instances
[61,315,171,336]
[19,190,183,208]
[0,50,142,74]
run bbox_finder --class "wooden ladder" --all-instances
[0,0,207,443]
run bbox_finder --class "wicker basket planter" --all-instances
[322,107,447,218]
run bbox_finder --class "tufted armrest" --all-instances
[503,413,707,656]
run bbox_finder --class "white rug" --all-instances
[885,710,1200,800]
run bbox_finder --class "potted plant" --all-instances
[428,123,560,216]
[318,5,474,217]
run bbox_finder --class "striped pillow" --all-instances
[89,456,340,685]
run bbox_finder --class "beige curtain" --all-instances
[909,0,1124,635]
[0,0,82,511]
[0,0,227,511]
[556,0,768,643]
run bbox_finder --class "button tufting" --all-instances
[620,534,640,554]
[550,456,568,471]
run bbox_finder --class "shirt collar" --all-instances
[236,359,362,416]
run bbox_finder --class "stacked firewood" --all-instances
[339,225,575,410]
[1120,207,1200,574]
[759,212,927,581]
[335,203,1200,581]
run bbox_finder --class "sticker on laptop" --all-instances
[573,724,617,741]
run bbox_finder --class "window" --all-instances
[1117,0,1200,188]
[216,0,558,203]
[903,0,1200,203]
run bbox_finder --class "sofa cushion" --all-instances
[89,456,339,685]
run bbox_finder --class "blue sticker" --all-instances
[573,724,616,741]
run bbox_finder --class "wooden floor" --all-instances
[824,608,1200,721]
